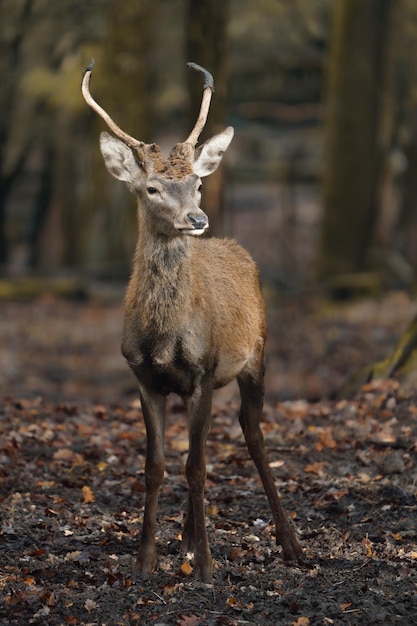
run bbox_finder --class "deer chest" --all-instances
[122,330,202,398]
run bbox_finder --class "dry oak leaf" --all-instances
[292,618,310,626]
[316,428,337,452]
[53,448,75,462]
[304,461,326,475]
[206,504,219,516]
[362,535,374,557]
[84,598,97,612]
[82,485,95,503]
[229,546,247,561]
[180,561,193,576]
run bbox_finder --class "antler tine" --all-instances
[185,62,215,147]
[82,59,144,151]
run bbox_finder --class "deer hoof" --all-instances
[135,551,156,579]
[281,538,311,567]
[193,561,213,584]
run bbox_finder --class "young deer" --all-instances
[82,60,304,582]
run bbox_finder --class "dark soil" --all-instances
[1,295,417,625]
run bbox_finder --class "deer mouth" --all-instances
[176,213,209,236]
[177,226,208,236]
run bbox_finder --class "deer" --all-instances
[81,59,304,583]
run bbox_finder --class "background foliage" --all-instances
[2,0,417,295]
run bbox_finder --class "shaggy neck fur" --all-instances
[128,213,193,334]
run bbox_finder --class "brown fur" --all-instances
[96,126,304,584]
[82,61,305,579]
[140,142,194,179]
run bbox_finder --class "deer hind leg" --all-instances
[181,377,214,583]
[237,359,305,564]
[135,386,166,578]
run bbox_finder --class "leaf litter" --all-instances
[1,296,417,624]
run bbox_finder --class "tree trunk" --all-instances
[399,110,417,269]
[318,0,400,286]
[0,0,34,270]
[82,0,158,275]
[185,0,230,235]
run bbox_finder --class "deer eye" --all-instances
[147,186,158,195]
[198,184,203,192]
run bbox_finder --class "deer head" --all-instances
[81,60,234,238]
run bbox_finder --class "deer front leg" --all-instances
[182,378,213,583]
[237,367,305,564]
[181,494,195,553]
[135,386,166,578]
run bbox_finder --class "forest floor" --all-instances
[2,292,417,625]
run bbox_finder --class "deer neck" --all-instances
[127,213,193,333]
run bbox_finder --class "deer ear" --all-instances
[99,132,142,183]
[193,126,234,177]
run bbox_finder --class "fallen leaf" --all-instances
[304,461,326,475]
[65,551,82,561]
[84,598,97,612]
[316,428,337,451]
[357,471,372,483]
[53,448,75,462]
[82,485,95,503]
[169,435,189,452]
[180,561,193,576]
[206,504,219,516]
[45,591,56,607]
[44,507,59,517]
[229,546,247,561]
[362,535,374,557]
[292,618,309,626]
[269,459,285,468]
[163,583,180,597]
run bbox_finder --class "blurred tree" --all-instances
[71,0,159,275]
[185,0,230,234]
[0,0,164,275]
[396,0,417,274]
[229,0,328,108]
[400,112,417,270]
[318,0,402,292]
[0,0,35,267]
[0,0,110,273]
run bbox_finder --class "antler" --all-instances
[81,59,145,151]
[185,62,215,147]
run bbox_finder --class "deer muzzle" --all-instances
[176,212,209,236]
[188,213,208,231]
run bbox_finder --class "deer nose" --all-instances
[188,213,208,230]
